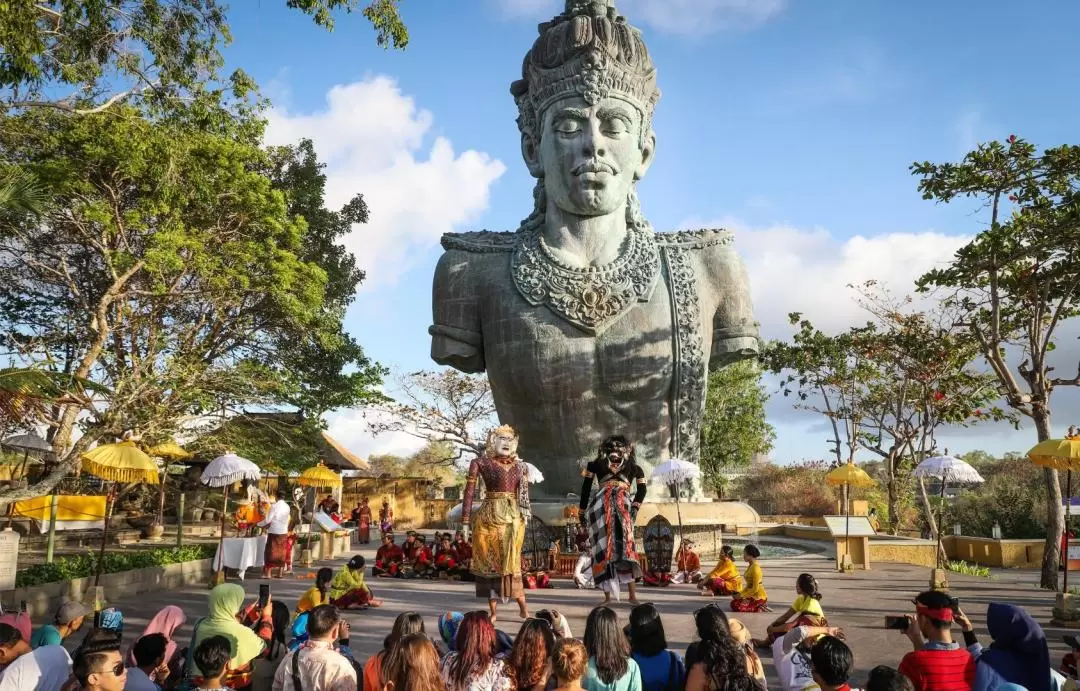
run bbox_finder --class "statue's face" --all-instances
[491,433,518,458]
[525,95,655,216]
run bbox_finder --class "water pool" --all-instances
[721,539,809,558]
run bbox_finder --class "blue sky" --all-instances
[225,0,1080,461]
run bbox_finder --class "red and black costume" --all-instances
[373,538,404,578]
[402,534,434,578]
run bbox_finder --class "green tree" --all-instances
[1,0,408,116]
[699,360,774,495]
[369,441,464,488]
[0,108,380,499]
[914,135,1080,589]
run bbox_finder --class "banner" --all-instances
[12,495,107,532]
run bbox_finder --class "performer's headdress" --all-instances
[486,424,520,451]
[511,0,660,147]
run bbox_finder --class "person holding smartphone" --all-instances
[272,605,357,691]
[896,591,974,691]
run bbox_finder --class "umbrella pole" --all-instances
[1066,470,1073,595]
[214,485,230,583]
[937,477,948,569]
[94,483,116,587]
[845,482,851,568]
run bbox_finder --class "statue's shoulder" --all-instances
[653,228,735,250]
[440,230,517,254]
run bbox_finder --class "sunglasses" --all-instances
[100,662,126,677]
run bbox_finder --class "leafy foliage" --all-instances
[735,460,839,516]
[0,0,408,116]
[368,441,465,488]
[946,560,993,578]
[699,360,774,494]
[944,455,1048,540]
[914,135,1080,589]
[368,370,497,461]
[15,544,214,587]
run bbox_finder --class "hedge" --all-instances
[15,545,215,588]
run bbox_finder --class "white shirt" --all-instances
[124,667,160,691]
[260,499,291,535]
[272,640,357,691]
[0,644,72,691]
[772,628,818,691]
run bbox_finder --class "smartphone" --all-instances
[258,583,270,609]
[949,597,960,612]
[885,615,909,631]
[19,601,26,614]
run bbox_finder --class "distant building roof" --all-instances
[319,431,370,473]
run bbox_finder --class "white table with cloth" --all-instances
[213,535,267,579]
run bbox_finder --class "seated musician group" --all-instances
[372,530,472,580]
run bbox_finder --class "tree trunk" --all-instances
[887,476,900,536]
[917,476,948,565]
[1035,409,1064,590]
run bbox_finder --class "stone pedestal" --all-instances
[929,568,949,591]
[1053,592,1080,627]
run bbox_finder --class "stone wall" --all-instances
[3,558,213,619]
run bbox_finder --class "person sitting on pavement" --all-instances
[701,545,742,597]
[296,567,334,615]
[573,545,595,590]
[69,635,125,691]
[731,544,770,613]
[673,539,704,585]
[402,532,434,579]
[757,573,827,647]
[434,534,459,579]
[771,619,844,691]
[273,605,356,691]
[188,583,266,690]
[810,635,856,691]
[897,590,975,691]
[551,639,588,691]
[866,666,915,691]
[382,632,444,691]
[125,605,185,681]
[627,602,685,691]
[331,555,381,609]
[125,633,170,691]
[728,619,765,684]
[960,602,1062,691]
[31,601,91,649]
[0,621,73,691]
[373,533,404,578]
[364,612,426,690]
[192,635,232,691]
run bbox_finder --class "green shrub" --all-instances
[15,545,214,587]
[947,559,993,578]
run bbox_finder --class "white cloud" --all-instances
[497,0,788,35]
[324,408,426,460]
[265,77,506,287]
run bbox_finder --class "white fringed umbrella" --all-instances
[202,453,261,581]
[650,458,700,540]
[524,462,545,484]
[913,453,985,568]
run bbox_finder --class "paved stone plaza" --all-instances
[79,537,1070,683]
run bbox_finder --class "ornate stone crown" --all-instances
[511,0,660,142]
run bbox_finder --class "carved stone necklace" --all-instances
[511,221,661,335]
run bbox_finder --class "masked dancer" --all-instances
[579,435,647,603]
[462,425,531,621]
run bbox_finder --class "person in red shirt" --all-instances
[373,533,404,578]
[810,635,854,691]
[452,531,473,576]
[402,531,434,578]
[434,534,458,579]
[897,590,975,691]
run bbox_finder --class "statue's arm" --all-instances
[703,243,760,369]
[429,250,485,373]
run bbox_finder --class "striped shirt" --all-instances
[899,646,975,691]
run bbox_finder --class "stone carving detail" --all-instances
[511,222,660,335]
[660,245,705,462]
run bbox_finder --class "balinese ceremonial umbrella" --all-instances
[1028,428,1080,593]
[825,462,877,562]
[913,453,985,568]
[297,461,342,489]
[523,462,545,484]
[80,439,161,586]
[202,453,261,582]
[2,432,52,480]
[650,458,700,541]
[146,441,192,530]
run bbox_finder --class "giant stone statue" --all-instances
[429,0,759,498]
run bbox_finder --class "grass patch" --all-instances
[15,545,215,588]
[946,559,993,578]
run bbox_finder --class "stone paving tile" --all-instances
[82,540,1068,685]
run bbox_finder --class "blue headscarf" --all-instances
[439,612,464,651]
[979,603,1050,691]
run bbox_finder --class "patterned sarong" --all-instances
[264,532,290,568]
[587,481,641,596]
[471,492,525,600]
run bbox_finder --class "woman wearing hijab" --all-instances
[126,605,186,680]
[439,612,465,658]
[187,583,266,689]
[966,602,1062,691]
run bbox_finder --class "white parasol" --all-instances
[913,453,984,568]
[201,453,261,487]
[524,462,545,484]
[447,502,482,522]
[201,452,261,583]
[650,458,700,541]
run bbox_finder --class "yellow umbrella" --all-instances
[82,440,159,484]
[297,461,342,489]
[147,440,193,461]
[825,462,877,488]
[1027,431,1080,593]
[80,439,160,588]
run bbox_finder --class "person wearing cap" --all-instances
[672,539,703,585]
[402,531,433,578]
[30,601,90,649]
[897,590,975,691]
[0,622,73,691]
[373,533,404,578]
